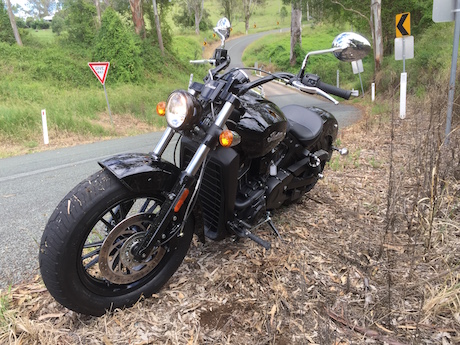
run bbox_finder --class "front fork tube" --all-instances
[134,101,236,260]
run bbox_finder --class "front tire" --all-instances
[39,169,193,316]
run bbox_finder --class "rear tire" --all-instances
[39,169,193,316]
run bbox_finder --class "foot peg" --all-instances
[244,230,271,250]
[333,146,348,155]
[228,220,271,250]
[228,213,283,250]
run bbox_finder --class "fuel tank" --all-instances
[228,91,287,158]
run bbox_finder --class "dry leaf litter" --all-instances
[1,92,459,345]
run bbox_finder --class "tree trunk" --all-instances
[152,0,164,54]
[6,0,22,46]
[371,0,383,71]
[95,0,101,27]
[192,0,204,35]
[290,0,302,66]
[243,0,253,35]
[129,0,145,38]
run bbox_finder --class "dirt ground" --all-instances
[1,93,459,344]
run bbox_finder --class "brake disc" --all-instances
[99,213,165,285]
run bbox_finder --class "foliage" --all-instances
[92,7,143,83]
[30,19,50,29]
[219,0,237,21]
[0,0,15,44]
[309,0,434,55]
[172,4,213,31]
[143,0,173,48]
[15,16,27,28]
[51,13,65,35]
[26,0,54,18]
[280,5,288,23]
[65,0,97,47]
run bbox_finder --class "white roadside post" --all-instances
[88,62,113,126]
[433,0,460,144]
[351,59,365,97]
[41,109,49,145]
[371,83,375,102]
[395,12,414,120]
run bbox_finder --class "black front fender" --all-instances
[98,153,181,193]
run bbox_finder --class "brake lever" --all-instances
[190,59,217,66]
[292,80,339,105]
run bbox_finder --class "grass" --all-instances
[26,29,56,44]
[0,287,11,330]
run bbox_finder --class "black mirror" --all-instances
[332,32,371,62]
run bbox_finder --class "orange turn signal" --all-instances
[156,101,166,116]
[174,188,189,212]
[219,130,233,147]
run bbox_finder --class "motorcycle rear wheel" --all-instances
[39,169,193,316]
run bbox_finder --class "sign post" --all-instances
[395,12,413,119]
[352,59,365,97]
[88,62,113,125]
[433,0,460,144]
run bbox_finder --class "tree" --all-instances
[290,0,301,66]
[5,0,22,46]
[241,0,265,35]
[93,7,142,82]
[27,0,54,18]
[327,0,382,71]
[95,0,101,26]
[220,0,236,22]
[151,0,164,53]
[1,0,14,44]
[370,0,383,70]
[129,0,145,37]
[65,0,97,46]
[188,0,204,35]
[280,5,288,23]
[172,1,212,33]
[51,12,65,35]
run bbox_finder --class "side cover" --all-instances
[98,153,181,193]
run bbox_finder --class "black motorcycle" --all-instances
[39,18,371,316]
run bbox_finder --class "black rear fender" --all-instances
[98,153,180,193]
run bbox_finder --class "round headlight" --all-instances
[165,90,201,130]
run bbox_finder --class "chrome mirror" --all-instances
[332,32,371,62]
[214,17,231,46]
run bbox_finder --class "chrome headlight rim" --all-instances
[165,90,201,130]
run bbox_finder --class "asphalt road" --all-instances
[0,29,362,289]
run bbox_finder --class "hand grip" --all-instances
[317,81,352,100]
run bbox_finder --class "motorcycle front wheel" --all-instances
[39,169,194,316]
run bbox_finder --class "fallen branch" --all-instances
[325,308,408,345]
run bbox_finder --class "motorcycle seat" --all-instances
[281,105,323,146]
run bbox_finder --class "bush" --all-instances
[92,8,142,83]
[15,17,27,28]
[66,0,97,47]
[0,0,15,44]
[52,15,65,35]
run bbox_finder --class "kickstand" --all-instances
[267,217,282,240]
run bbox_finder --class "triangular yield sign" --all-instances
[88,62,110,85]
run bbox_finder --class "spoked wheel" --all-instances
[39,169,194,316]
